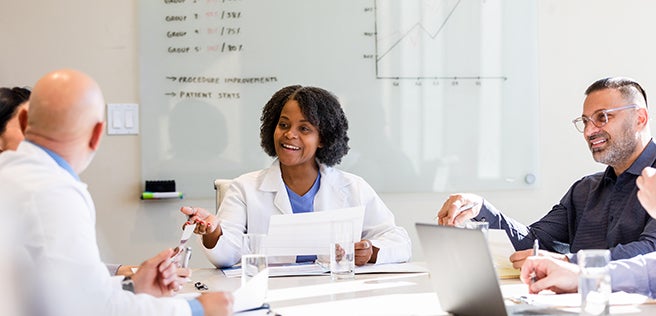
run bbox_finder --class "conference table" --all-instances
[180,264,656,315]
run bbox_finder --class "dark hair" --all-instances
[585,77,648,108]
[0,87,31,135]
[260,85,350,166]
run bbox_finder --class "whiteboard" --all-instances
[139,0,539,198]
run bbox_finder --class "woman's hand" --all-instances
[354,240,378,266]
[180,206,222,248]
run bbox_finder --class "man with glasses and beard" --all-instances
[436,77,656,268]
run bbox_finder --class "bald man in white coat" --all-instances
[0,69,233,316]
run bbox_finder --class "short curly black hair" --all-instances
[0,87,30,135]
[260,85,350,166]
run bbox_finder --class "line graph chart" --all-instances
[374,0,508,80]
[376,0,461,63]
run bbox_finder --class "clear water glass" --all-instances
[242,233,268,287]
[330,221,355,280]
[578,249,610,315]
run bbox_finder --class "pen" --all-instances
[506,295,533,305]
[456,202,480,213]
[531,239,539,283]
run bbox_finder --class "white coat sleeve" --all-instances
[357,179,412,264]
[29,184,191,316]
[201,179,248,268]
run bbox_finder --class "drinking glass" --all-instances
[330,221,355,280]
[578,249,611,315]
[464,221,489,239]
[242,233,268,287]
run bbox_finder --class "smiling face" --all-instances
[273,100,322,170]
[582,88,642,171]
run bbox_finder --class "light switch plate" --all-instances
[107,103,139,135]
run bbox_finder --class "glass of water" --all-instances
[330,221,355,280]
[464,221,489,239]
[242,233,268,287]
[578,249,611,315]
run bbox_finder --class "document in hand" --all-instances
[487,229,520,279]
[262,206,365,256]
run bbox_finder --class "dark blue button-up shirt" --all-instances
[477,139,656,263]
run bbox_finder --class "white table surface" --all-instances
[180,265,656,315]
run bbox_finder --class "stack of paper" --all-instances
[487,230,521,279]
[261,206,364,256]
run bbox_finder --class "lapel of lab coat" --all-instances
[259,159,352,215]
[314,163,352,212]
[260,160,293,215]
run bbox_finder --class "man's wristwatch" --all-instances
[122,276,135,293]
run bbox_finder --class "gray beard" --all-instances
[592,120,638,167]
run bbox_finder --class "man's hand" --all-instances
[436,193,483,226]
[131,248,181,297]
[510,248,569,269]
[115,265,137,277]
[520,256,579,294]
[637,167,656,219]
[197,292,234,316]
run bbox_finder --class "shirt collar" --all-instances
[27,140,80,181]
[625,139,656,176]
[604,138,656,178]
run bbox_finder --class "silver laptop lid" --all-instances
[415,222,507,316]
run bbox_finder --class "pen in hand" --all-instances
[530,239,539,283]
[457,202,480,213]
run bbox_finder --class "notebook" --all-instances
[414,223,569,316]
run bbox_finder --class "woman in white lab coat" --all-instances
[181,85,411,268]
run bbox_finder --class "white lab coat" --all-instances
[203,159,412,268]
[0,142,192,316]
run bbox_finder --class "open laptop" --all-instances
[415,223,567,316]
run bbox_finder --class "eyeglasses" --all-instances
[571,104,639,133]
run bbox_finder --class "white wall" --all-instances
[2,0,656,267]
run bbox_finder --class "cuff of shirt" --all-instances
[474,199,494,225]
[188,298,205,316]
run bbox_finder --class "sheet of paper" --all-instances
[352,262,429,274]
[502,283,654,308]
[233,268,268,312]
[262,206,364,256]
[234,309,270,316]
[223,262,427,278]
[487,229,520,279]
[223,262,328,278]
